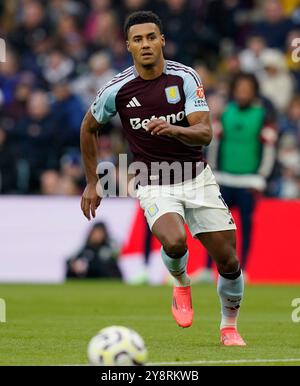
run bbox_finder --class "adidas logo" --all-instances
[126,97,141,108]
[228,217,235,225]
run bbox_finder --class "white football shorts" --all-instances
[136,165,236,237]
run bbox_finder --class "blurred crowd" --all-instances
[0,0,300,198]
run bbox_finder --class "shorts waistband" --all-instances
[136,162,207,187]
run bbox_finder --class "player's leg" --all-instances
[152,213,189,286]
[151,213,193,328]
[196,186,236,283]
[184,170,245,345]
[235,187,256,271]
[196,230,246,346]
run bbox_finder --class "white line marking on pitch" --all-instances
[64,358,300,366]
[148,358,300,365]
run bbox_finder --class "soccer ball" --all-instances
[87,326,148,366]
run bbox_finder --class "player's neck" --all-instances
[134,58,165,80]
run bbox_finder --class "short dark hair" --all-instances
[124,11,163,39]
[230,72,260,98]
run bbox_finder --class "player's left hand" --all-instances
[145,119,180,137]
[81,183,102,221]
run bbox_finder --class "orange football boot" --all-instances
[172,286,193,328]
[220,327,246,346]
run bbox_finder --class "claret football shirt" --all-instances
[91,60,210,180]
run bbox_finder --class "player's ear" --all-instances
[126,40,131,53]
[161,34,166,47]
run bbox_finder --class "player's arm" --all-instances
[80,84,117,220]
[257,123,278,178]
[145,111,212,146]
[183,111,212,145]
[80,109,102,220]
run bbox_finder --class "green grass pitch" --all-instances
[0,281,299,366]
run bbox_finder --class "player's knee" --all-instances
[162,233,187,258]
[215,246,239,274]
[218,259,239,274]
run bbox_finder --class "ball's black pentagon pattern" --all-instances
[114,350,133,366]
[87,326,147,366]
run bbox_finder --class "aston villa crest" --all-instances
[165,86,181,104]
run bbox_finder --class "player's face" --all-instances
[233,79,256,108]
[127,23,165,67]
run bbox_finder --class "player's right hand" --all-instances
[81,183,102,221]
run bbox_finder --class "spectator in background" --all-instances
[205,91,226,167]
[60,152,85,191]
[84,0,118,50]
[279,94,300,137]
[93,10,119,50]
[62,31,90,77]
[0,50,20,107]
[285,29,300,91]
[259,48,294,112]
[275,134,300,198]
[0,0,18,35]
[84,0,112,42]
[13,91,58,193]
[66,222,121,279]
[55,13,90,76]
[251,0,297,51]
[198,73,278,282]
[40,169,62,195]
[3,74,35,123]
[239,34,267,75]
[51,81,85,153]
[194,62,217,95]
[219,50,242,84]
[55,10,81,42]
[72,52,117,108]
[40,169,80,196]
[290,3,300,26]
[8,0,52,56]
[0,126,17,193]
[192,0,232,65]
[98,135,117,165]
[116,0,153,26]
[18,31,53,84]
[159,0,196,64]
[97,135,118,197]
[111,39,133,71]
[272,96,300,197]
[47,0,87,25]
[42,49,75,85]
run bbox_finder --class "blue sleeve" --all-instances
[90,86,117,124]
[183,70,209,115]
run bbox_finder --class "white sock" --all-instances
[217,270,244,330]
[161,248,190,287]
